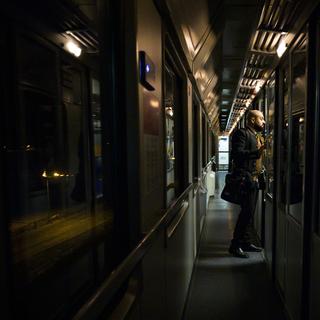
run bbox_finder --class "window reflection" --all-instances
[10,50,95,305]
[6,3,113,317]
[202,115,206,167]
[265,74,275,196]
[165,65,176,206]
[289,37,307,222]
[91,78,103,199]
[279,65,289,208]
[192,103,199,178]
[18,36,57,93]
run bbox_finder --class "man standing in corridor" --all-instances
[229,110,266,258]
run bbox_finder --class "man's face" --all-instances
[253,112,265,132]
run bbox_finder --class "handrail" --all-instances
[203,160,213,172]
[193,178,200,195]
[108,277,139,319]
[73,183,193,320]
[163,183,192,224]
[166,200,189,239]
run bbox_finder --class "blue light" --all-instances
[146,64,150,73]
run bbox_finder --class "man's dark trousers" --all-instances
[232,183,259,246]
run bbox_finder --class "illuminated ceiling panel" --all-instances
[225,0,309,134]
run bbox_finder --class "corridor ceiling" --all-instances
[166,0,262,133]
[165,0,317,134]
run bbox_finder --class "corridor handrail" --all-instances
[73,183,193,320]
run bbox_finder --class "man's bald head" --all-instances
[247,110,265,132]
[247,110,263,123]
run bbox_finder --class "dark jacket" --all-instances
[231,128,260,173]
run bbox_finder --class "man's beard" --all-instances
[253,123,264,132]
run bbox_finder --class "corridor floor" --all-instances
[183,172,287,320]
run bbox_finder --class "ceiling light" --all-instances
[222,89,231,95]
[66,41,82,57]
[277,36,287,58]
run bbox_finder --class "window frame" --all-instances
[163,36,189,207]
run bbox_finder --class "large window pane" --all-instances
[192,102,199,178]
[202,115,207,167]
[288,36,307,222]
[9,54,94,318]
[265,73,275,196]
[164,62,184,206]
[5,2,114,317]
[165,65,176,206]
[18,36,57,93]
[91,78,103,199]
[279,64,289,209]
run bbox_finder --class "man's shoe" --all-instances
[241,243,263,252]
[229,246,249,258]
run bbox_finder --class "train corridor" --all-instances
[2,1,320,319]
[183,172,286,320]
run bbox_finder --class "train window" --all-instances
[8,43,92,318]
[193,102,199,178]
[279,62,289,209]
[211,132,216,164]
[4,3,115,318]
[207,126,212,163]
[288,35,307,222]
[265,73,275,196]
[69,0,98,24]
[207,128,211,162]
[18,35,57,93]
[165,65,175,205]
[91,78,103,199]
[202,114,207,167]
[205,118,208,164]
[164,62,184,206]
